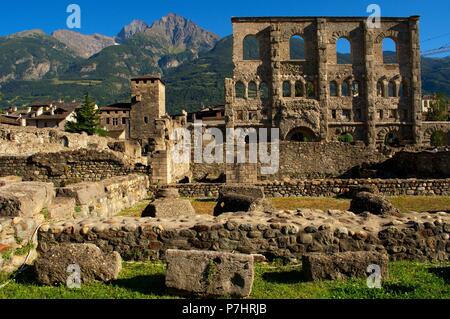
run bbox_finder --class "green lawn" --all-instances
[1,261,449,299]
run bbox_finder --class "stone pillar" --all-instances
[363,22,377,147]
[224,78,235,128]
[409,16,423,145]
[317,18,329,141]
[270,23,282,128]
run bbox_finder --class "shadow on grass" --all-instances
[382,282,417,294]
[429,266,450,284]
[112,274,168,296]
[12,266,40,285]
[262,270,307,284]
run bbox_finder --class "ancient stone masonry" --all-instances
[38,209,450,263]
[225,16,450,147]
[155,178,450,198]
[0,150,149,187]
[0,175,149,273]
[128,76,190,184]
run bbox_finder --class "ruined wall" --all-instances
[191,141,387,181]
[0,175,150,272]
[38,210,450,262]
[225,16,422,146]
[0,150,150,187]
[156,178,450,198]
[0,125,113,156]
[57,174,150,218]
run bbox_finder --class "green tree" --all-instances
[65,94,105,136]
[426,93,449,121]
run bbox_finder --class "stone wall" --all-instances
[37,210,450,263]
[191,141,387,181]
[0,149,150,187]
[155,178,450,198]
[57,174,150,218]
[0,174,150,272]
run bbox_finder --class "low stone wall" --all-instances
[57,174,150,218]
[0,150,150,187]
[155,179,450,198]
[37,210,450,263]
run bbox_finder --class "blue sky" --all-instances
[0,0,449,55]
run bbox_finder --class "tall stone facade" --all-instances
[224,16,427,146]
[128,75,190,184]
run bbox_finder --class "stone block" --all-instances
[0,176,22,187]
[142,198,195,218]
[35,243,122,286]
[57,182,105,206]
[48,197,76,220]
[302,251,389,281]
[165,249,254,298]
[0,182,55,217]
[350,192,399,216]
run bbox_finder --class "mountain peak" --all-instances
[52,30,116,58]
[116,19,149,42]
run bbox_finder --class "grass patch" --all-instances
[190,198,217,215]
[118,200,152,217]
[14,242,35,257]
[389,196,450,214]
[40,208,50,221]
[0,261,448,299]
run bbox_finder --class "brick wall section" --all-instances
[154,179,450,198]
[0,150,150,187]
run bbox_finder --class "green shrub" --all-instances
[338,133,354,143]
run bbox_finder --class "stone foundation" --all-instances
[37,209,450,263]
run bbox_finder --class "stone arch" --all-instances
[290,35,305,60]
[235,81,246,99]
[378,127,401,146]
[375,30,399,44]
[329,31,351,44]
[60,136,69,148]
[285,126,318,142]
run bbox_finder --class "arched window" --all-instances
[336,37,351,64]
[248,81,257,99]
[306,81,315,98]
[282,81,291,97]
[243,35,260,60]
[290,35,305,60]
[400,80,408,97]
[377,80,384,97]
[235,81,245,99]
[295,81,304,97]
[388,81,396,97]
[352,81,360,97]
[259,82,269,100]
[330,81,338,96]
[342,81,350,97]
[382,38,398,64]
